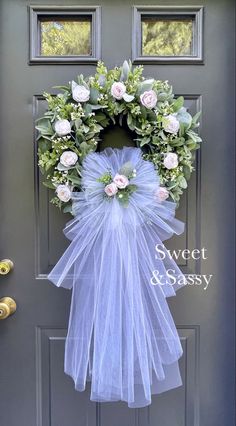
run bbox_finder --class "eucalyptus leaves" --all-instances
[36,60,202,213]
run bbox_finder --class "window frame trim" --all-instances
[132,5,204,64]
[29,5,101,65]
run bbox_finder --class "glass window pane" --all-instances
[142,16,194,57]
[40,18,92,56]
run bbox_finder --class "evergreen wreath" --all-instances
[36,60,202,213]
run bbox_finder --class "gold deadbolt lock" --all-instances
[0,259,14,275]
[0,297,17,320]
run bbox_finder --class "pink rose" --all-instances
[72,85,90,103]
[111,82,126,100]
[163,114,180,134]
[163,153,179,170]
[56,184,71,202]
[54,119,71,136]
[113,174,129,189]
[140,90,157,109]
[60,151,78,167]
[155,187,169,202]
[104,182,118,197]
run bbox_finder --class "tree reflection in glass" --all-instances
[142,17,193,57]
[40,19,91,56]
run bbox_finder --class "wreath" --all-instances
[36,60,202,214]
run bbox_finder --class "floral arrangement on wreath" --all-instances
[36,60,202,214]
[97,161,138,208]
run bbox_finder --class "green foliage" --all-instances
[117,184,138,208]
[97,172,113,185]
[36,60,202,211]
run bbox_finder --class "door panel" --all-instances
[0,1,235,426]
[35,326,199,426]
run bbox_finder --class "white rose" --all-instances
[104,183,118,197]
[113,174,129,189]
[163,153,179,170]
[155,187,169,202]
[54,119,71,136]
[111,82,126,100]
[60,151,78,167]
[140,90,157,109]
[163,114,180,134]
[56,185,71,202]
[72,85,90,103]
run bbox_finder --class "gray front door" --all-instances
[0,1,235,425]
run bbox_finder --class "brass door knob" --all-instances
[0,297,17,320]
[0,259,14,275]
